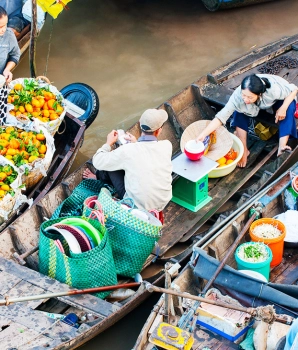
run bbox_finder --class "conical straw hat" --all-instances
[180,120,233,161]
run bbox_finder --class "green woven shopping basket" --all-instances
[98,188,162,278]
[52,179,105,219]
[39,217,117,299]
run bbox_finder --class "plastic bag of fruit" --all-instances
[5,77,66,136]
[0,156,25,223]
[0,121,55,192]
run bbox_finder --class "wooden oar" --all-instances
[0,282,140,306]
[146,283,293,325]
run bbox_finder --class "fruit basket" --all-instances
[0,122,55,192]
[6,77,66,136]
[0,156,24,224]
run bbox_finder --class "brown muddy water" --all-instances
[14,0,298,348]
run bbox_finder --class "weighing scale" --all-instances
[171,153,218,212]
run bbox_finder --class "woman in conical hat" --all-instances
[196,74,298,167]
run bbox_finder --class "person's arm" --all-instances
[3,61,17,83]
[92,130,127,171]
[3,32,21,83]
[195,88,239,142]
[196,118,223,142]
[275,88,298,123]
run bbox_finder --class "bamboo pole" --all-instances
[0,282,140,306]
[29,0,38,77]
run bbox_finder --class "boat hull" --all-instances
[202,0,275,11]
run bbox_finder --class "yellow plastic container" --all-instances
[249,218,286,267]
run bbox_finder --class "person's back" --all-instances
[109,139,172,211]
[90,109,173,212]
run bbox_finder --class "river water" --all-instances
[14,0,298,348]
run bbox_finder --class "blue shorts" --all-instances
[232,100,297,139]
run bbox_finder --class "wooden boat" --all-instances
[0,34,298,349]
[0,98,99,232]
[134,163,298,349]
[201,0,276,11]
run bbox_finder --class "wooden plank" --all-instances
[223,49,298,89]
[210,35,298,82]
[0,321,52,350]
[21,337,61,350]
[6,279,46,309]
[42,320,79,341]
[0,257,119,318]
[0,269,22,295]
[0,304,55,332]
[201,83,232,107]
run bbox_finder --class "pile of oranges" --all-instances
[0,163,18,200]
[217,148,238,167]
[8,79,64,123]
[0,126,47,167]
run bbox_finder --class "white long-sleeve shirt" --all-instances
[92,138,173,211]
[216,74,298,125]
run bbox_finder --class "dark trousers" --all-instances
[96,170,125,199]
[232,100,297,139]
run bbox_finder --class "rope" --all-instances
[43,17,55,77]
[252,305,277,324]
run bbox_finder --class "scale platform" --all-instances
[171,153,218,212]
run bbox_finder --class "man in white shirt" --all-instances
[84,109,173,212]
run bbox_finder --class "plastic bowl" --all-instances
[184,140,205,161]
[208,133,244,178]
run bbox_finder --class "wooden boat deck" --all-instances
[0,255,119,349]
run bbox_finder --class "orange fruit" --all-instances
[9,139,20,149]
[6,149,17,156]
[0,147,7,155]
[0,190,6,198]
[13,83,23,91]
[0,172,7,181]
[9,110,15,116]
[36,133,46,141]
[50,113,59,121]
[25,104,33,113]
[18,106,25,114]
[217,157,227,166]
[31,99,40,108]
[33,139,41,148]
[38,144,47,154]
[0,140,9,147]
[47,99,56,110]
[55,104,64,115]
[1,184,10,191]
[226,159,234,165]
[28,155,38,163]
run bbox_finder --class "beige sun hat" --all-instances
[180,120,233,161]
